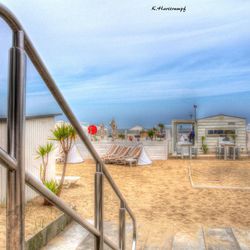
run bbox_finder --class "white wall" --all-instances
[247,131,250,153]
[0,116,56,204]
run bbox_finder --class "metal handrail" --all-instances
[0,147,118,250]
[0,3,136,250]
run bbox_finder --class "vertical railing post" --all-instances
[119,201,126,250]
[6,30,26,250]
[95,162,104,250]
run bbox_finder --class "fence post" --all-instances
[95,162,104,250]
[119,201,126,250]
[6,30,26,250]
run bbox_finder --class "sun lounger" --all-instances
[101,144,120,160]
[105,146,132,164]
[102,143,143,166]
[102,145,124,161]
[116,145,142,166]
[173,146,182,158]
[101,144,118,158]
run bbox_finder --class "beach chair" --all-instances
[105,146,132,164]
[174,146,182,158]
[229,146,241,160]
[191,147,198,158]
[236,147,241,159]
[216,146,224,159]
[102,144,120,161]
[103,145,128,162]
[215,146,219,159]
[118,145,142,166]
[102,144,119,158]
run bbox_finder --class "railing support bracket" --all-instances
[95,163,104,250]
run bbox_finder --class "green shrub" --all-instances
[230,134,237,142]
[44,180,59,195]
[147,129,155,140]
[43,180,60,206]
[118,133,125,139]
[201,144,208,154]
[201,136,208,154]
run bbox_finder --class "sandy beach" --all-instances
[1,159,250,248]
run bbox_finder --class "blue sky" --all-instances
[0,0,250,127]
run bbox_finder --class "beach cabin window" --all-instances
[176,124,194,142]
[206,129,236,137]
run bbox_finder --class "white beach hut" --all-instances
[0,113,59,204]
[197,114,247,154]
[171,114,247,155]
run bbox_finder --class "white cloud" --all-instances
[1,0,250,113]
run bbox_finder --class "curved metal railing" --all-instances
[0,3,136,250]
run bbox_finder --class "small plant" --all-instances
[230,134,237,143]
[118,133,125,140]
[157,123,165,140]
[158,123,165,134]
[202,144,208,154]
[50,123,77,196]
[44,180,60,194]
[201,136,208,154]
[43,180,60,205]
[147,129,155,140]
[36,142,54,183]
[152,127,157,132]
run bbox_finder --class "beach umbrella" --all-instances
[88,125,97,135]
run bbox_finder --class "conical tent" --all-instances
[67,144,84,163]
[137,147,152,166]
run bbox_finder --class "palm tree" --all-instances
[36,142,54,183]
[152,127,158,140]
[158,123,165,139]
[158,123,165,134]
[147,129,155,140]
[50,123,77,196]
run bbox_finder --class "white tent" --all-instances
[130,125,144,131]
[137,147,152,166]
[67,144,84,163]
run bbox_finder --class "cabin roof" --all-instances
[0,113,61,121]
[198,114,246,120]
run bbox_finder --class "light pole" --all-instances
[193,105,198,146]
[193,105,197,122]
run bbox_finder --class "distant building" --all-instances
[129,125,145,132]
